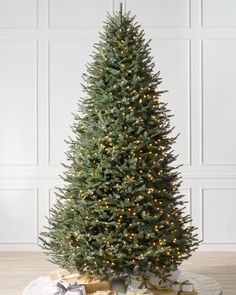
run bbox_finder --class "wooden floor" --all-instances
[0,252,235,295]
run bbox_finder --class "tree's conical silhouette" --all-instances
[40,6,199,281]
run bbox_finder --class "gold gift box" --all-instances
[126,289,177,295]
[94,291,117,295]
[50,269,111,293]
[50,269,78,284]
[178,292,197,295]
[128,288,177,295]
[151,289,177,295]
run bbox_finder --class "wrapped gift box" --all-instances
[128,277,177,295]
[150,288,177,295]
[181,283,194,292]
[126,288,152,295]
[127,288,177,295]
[50,270,79,284]
[77,276,111,293]
[178,292,197,295]
[50,269,111,293]
[171,283,181,292]
[94,291,117,295]
[55,281,86,295]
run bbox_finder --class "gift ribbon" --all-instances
[128,288,150,295]
[56,270,100,283]
[56,270,81,281]
[54,281,84,295]
[180,280,192,286]
[137,277,154,289]
[137,277,169,291]
[78,274,99,283]
[94,291,116,295]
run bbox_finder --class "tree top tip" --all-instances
[119,2,123,13]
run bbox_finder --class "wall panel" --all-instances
[0,0,235,250]
[0,0,37,28]
[49,40,94,165]
[202,0,236,27]
[0,41,37,165]
[202,189,236,243]
[127,0,190,28]
[202,40,236,165]
[49,0,111,28]
[0,189,38,243]
[180,188,192,218]
[152,40,191,165]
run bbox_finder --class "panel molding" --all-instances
[200,0,204,28]
[201,188,236,244]
[180,187,192,217]
[0,188,39,244]
[0,40,38,166]
[126,0,191,28]
[151,38,191,166]
[201,0,236,28]
[48,0,113,29]
[0,0,38,29]
[47,39,95,166]
[49,188,57,213]
[187,39,192,166]
[200,39,236,166]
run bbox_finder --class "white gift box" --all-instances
[127,284,152,295]
[66,291,82,295]
[181,283,194,292]
[43,280,86,295]
[128,277,160,290]
[127,289,152,295]
[127,284,138,291]
[171,283,181,292]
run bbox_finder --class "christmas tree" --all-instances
[40,5,199,282]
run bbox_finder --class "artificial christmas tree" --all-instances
[40,5,199,285]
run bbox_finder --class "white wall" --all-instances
[0,0,236,251]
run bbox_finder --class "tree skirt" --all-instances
[23,271,222,295]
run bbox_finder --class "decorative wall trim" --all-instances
[125,0,191,29]
[0,0,38,29]
[200,40,236,166]
[48,0,113,29]
[188,39,192,165]
[200,0,204,28]
[201,188,236,244]
[150,38,191,166]
[0,188,39,244]
[0,40,38,166]
[49,188,56,214]
[201,0,236,28]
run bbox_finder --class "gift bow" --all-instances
[137,277,169,291]
[57,270,99,283]
[56,270,80,281]
[180,280,192,285]
[54,280,84,295]
[128,288,151,295]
